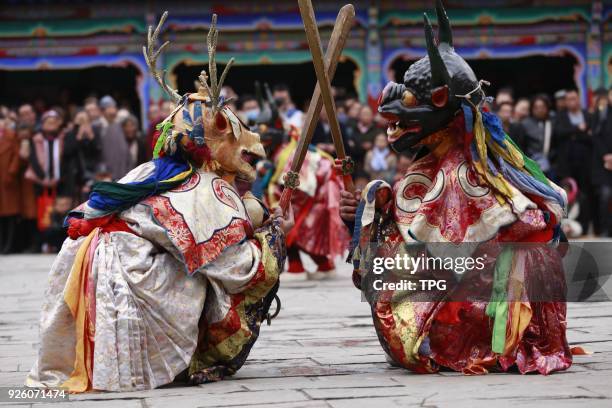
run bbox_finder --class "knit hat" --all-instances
[41,109,60,123]
[100,95,117,109]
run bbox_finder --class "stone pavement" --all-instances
[0,254,611,408]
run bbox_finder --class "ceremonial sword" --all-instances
[278,2,355,214]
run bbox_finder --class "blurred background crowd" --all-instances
[1,0,611,253]
[1,82,611,254]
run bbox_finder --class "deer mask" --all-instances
[144,12,265,183]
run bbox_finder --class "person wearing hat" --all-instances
[23,110,65,246]
[24,110,64,191]
[554,89,567,115]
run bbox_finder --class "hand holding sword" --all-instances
[278,1,355,214]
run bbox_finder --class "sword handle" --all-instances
[279,187,293,216]
[343,174,355,193]
[299,0,354,193]
[278,170,299,215]
[336,156,355,193]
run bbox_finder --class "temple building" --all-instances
[0,0,609,126]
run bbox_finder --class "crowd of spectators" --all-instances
[0,95,162,254]
[1,82,611,254]
[258,83,612,240]
[495,87,612,238]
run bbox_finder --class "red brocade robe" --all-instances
[270,138,349,261]
[351,136,572,375]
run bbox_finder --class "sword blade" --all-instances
[298,0,354,192]
[292,4,354,174]
[279,3,354,213]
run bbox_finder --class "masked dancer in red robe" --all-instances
[253,84,350,279]
[340,0,573,375]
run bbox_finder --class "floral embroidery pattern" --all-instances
[145,194,250,275]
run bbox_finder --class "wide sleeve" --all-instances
[188,222,285,383]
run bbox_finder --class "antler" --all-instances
[143,11,181,103]
[198,14,235,111]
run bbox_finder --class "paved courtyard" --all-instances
[0,254,611,407]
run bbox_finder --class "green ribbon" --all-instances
[91,169,192,213]
[153,121,174,159]
[486,247,513,354]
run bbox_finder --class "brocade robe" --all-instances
[352,138,572,375]
[26,164,284,392]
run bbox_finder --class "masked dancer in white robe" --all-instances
[26,13,291,392]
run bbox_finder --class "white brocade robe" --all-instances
[26,166,279,391]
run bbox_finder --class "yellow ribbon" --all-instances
[472,110,518,205]
[61,229,99,393]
